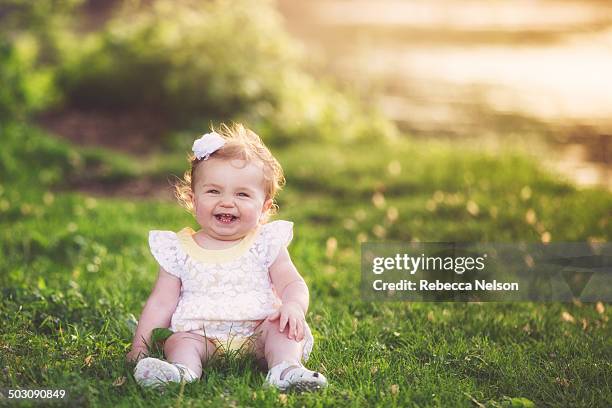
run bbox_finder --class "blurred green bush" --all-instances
[0,0,79,120]
[0,37,58,121]
[57,1,294,122]
[0,0,395,147]
[53,0,395,145]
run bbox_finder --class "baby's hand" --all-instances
[126,346,148,363]
[267,301,305,341]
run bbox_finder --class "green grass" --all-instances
[1,122,611,407]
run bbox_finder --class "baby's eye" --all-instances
[206,189,220,194]
[237,192,250,197]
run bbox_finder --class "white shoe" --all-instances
[134,357,198,388]
[265,361,328,392]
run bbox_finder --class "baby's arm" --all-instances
[126,268,181,362]
[268,247,309,341]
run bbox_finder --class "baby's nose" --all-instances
[219,196,235,206]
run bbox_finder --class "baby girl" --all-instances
[126,123,327,392]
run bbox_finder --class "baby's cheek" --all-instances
[195,208,207,224]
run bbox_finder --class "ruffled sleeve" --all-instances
[260,220,294,268]
[148,230,187,278]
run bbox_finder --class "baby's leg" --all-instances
[252,320,327,391]
[164,331,218,378]
[252,319,305,368]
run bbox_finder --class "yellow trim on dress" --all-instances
[176,226,260,264]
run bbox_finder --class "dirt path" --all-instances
[37,109,168,156]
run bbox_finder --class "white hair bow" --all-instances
[192,131,226,160]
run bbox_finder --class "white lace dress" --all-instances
[148,220,313,361]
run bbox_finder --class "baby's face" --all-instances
[192,158,272,241]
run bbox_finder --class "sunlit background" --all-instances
[277,0,612,190]
[6,0,610,191]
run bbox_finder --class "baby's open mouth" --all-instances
[215,213,238,224]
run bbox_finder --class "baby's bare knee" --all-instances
[164,332,197,351]
[260,319,279,333]
[256,319,282,341]
[260,319,304,344]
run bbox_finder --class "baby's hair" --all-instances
[175,123,285,220]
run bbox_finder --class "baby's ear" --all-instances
[262,198,273,213]
[260,199,273,222]
[189,191,196,211]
